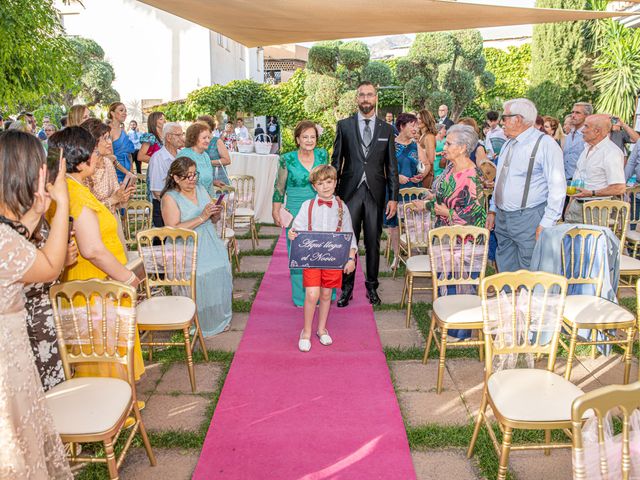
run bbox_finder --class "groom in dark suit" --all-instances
[331,81,399,306]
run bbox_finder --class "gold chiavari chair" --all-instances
[121,199,153,251]
[582,199,639,293]
[46,280,156,479]
[386,187,429,266]
[571,381,640,480]
[132,174,148,201]
[624,185,640,257]
[559,228,637,384]
[213,184,240,272]
[423,225,490,394]
[136,227,208,392]
[400,203,432,328]
[229,175,259,250]
[467,271,582,480]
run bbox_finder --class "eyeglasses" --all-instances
[180,172,199,181]
[500,114,520,121]
[357,93,376,99]
[444,141,459,147]
[570,111,585,115]
[168,132,185,137]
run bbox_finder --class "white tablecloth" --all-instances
[227,152,279,223]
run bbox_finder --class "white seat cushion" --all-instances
[626,228,640,242]
[488,369,584,423]
[224,228,235,239]
[433,294,482,324]
[406,255,430,272]
[563,295,634,325]
[399,233,407,245]
[136,296,196,326]
[125,250,140,262]
[46,377,132,435]
[620,254,640,272]
[235,207,255,217]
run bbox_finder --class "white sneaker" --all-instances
[298,331,311,352]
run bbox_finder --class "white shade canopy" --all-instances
[138,0,634,47]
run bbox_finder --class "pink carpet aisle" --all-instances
[193,233,416,479]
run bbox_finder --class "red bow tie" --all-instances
[318,199,333,208]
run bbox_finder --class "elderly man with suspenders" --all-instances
[486,98,566,272]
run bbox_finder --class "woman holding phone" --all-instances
[161,157,233,336]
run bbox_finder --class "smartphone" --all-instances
[121,173,136,190]
[612,116,619,125]
[46,146,62,183]
[68,216,74,242]
[215,194,225,206]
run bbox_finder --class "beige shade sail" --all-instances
[138,0,635,47]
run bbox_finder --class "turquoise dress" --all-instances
[180,147,214,195]
[167,185,233,336]
[206,136,230,185]
[273,148,332,306]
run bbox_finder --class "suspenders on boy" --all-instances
[307,197,344,232]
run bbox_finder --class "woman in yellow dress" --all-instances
[48,127,145,381]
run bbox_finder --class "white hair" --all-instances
[162,121,181,137]
[447,125,478,157]
[503,98,537,126]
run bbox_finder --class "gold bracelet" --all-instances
[124,271,137,286]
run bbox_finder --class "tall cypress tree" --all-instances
[529,0,593,117]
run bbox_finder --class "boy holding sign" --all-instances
[288,165,358,352]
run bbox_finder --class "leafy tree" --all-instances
[361,61,393,88]
[529,0,592,117]
[338,41,370,71]
[479,44,532,109]
[66,37,120,106]
[586,1,640,122]
[306,41,341,74]
[404,30,493,118]
[0,0,79,111]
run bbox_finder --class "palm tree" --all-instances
[587,1,640,122]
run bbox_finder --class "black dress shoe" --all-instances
[337,288,353,308]
[365,287,381,306]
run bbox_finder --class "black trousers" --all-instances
[152,198,164,228]
[132,149,141,174]
[342,183,384,291]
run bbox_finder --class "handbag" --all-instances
[279,206,294,228]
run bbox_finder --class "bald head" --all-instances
[582,114,611,146]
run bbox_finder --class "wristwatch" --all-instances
[348,257,355,262]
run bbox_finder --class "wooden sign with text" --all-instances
[289,231,353,270]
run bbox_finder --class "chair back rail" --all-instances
[481,270,568,375]
[136,227,198,300]
[582,199,630,248]
[402,202,432,254]
[571,381,640,480]
[122,200,153,247]
[560,228,605,296]
[49,279,137,383]
[229,175,256,210]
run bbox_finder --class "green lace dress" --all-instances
[272,148,331,306]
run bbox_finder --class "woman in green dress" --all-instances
[272,121,330,307]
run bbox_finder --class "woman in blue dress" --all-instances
[197,115,232,185]
[161,157,233,336]
[385,113,424,268]
[108,102,136,182]
[272,120,332,307]
[179,123,216,195]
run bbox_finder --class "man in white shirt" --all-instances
[487,98,566,272]
[565,114,626,223]
[148,122,184,226]
[235,118,249,140]
[484,110,507,161]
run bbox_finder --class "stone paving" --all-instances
[80,243,639,479]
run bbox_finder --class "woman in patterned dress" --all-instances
[0,130,72,479]
[414,125,486,341]
[24,220,78,392]
[271,121,330,307]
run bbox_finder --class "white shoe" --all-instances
[317,330,333,346]
[298,331,311,352]
[446,334,462,343]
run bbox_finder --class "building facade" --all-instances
[263,45,309,84]
[57,0,264,120]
